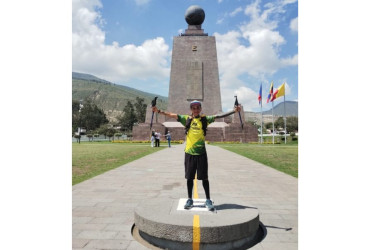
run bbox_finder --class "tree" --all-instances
[106,127,116,141]
[265,122,273,130]
[72,100,81,133]
[118,101,137,132]
[97,124,109,138]
[134,97,147,123]
[80,99,109,131]
[73,134,81,142]
[72,99,109,133]
[286,116,298,133]
[93,133,100,141]
[274,117,285,130]
[114,132,123,140]
[86,134,93,142]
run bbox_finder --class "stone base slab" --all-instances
[134,196,261,249]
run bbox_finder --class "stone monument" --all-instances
[167,5,222,117]
[132,5,258,142]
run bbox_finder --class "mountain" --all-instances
[72,72,168,122]
[243,101,297,124]
[245,101,298,118]
[72,72,112,84]
[262,101,298,116]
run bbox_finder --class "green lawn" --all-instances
[72,142,165,185]
[211,143,298,177]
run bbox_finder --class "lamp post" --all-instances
[78,100,84,144]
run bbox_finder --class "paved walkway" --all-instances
[73,144,298,250]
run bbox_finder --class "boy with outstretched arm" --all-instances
[152,100,241,210]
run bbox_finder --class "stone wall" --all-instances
[225,124,258,142]
[145,106,166,124]
[132,123,166,141]
[132,121,258,143]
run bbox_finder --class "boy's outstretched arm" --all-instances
[213,105,242,119]
[152,106,178,120]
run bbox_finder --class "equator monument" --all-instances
[132,7,263,249]
[133,5,258,142]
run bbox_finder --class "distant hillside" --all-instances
[72,72,168,123]
[244,101,298,124]
[72,72,112,84]
[256,101,298,116]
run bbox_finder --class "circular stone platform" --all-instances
[134,196,262,250]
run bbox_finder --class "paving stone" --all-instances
[89,217,127,224]
[260,242,298,250]
[73,223,108,231]
[126,240,151,250]
[76,230,118,240]
[72,144,297,249]
[72,238,90,248]
[72,217,93,224]
[84,239,131,249]
[250,243,264,250]
[114,230,134,241]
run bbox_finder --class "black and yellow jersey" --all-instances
[177,114,215,155]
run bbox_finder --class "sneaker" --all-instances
[184,198,193,209]
[205,199,214,210]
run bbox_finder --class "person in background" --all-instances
[155,131,161,147]
[151,130,155,147]
[165,131,172,148]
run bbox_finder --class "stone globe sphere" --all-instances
[184,5,205,25]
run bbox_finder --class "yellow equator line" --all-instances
[193,215,200,250]
[193,174,200,250]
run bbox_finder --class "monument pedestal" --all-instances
[133,196,263,250]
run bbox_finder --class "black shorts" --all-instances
[184,153,208,180]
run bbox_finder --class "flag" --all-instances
[270,83,286,102]
[258,83,262,105]
[266,81,273,103]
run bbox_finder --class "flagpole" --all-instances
[261,95,263,144]
[284,94,286,144]
[272,101,274,144]
[260,82,263,144]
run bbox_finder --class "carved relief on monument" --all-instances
[186,61,203,100]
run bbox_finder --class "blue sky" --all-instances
[72,0,298,112]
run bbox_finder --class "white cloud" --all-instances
[134,0,150,6]
[283,0,297,4]
[290,17,298,32]
[281,54,298,66]
[229,7,243,17]
[235,86,258,111]
[215,0,298,111]
[72,0,170,84]
[218,0,224,3]
[285,82,292,95]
